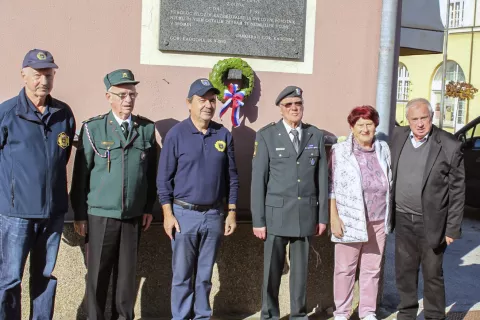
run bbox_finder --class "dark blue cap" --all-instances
[187,78,220,99]
[22,49,58,69]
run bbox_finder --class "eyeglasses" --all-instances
[109,91,138,100]
[280,101,303,108]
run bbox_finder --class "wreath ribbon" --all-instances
[219,83,245,127]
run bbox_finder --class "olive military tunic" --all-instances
[71,111,157,220]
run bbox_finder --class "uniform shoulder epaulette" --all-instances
[136,114,154,123]
[82,113,107,124]
[258,122,275,132]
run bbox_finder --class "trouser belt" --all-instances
[173,199,221,211]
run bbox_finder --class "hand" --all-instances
[316,223,327,236]
[445,236,455,245]
[74,220,88,237]
[253,227,267,240]
[142,214,153,231]
[224,212,237,236]
[163,214,180,240]
[330,217,345,238]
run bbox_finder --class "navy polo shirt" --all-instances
[157,117,239,206]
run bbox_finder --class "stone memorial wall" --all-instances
[159,0,307,59]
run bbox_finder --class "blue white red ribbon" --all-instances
[219,83,245,127]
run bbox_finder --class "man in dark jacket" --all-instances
[70,69,157,320]
[389,98,465,320]
[0,49,76,320]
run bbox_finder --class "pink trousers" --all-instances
[333,220,386,318]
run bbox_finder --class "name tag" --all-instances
[275,147,285,151]
[305,144,318,150]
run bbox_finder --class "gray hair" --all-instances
[405,98,434,119]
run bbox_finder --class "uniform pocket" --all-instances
[307,148,320,158]
[132,140,151,162]
[271,150,291,159]
[96,140,122,161]
[265,195,284,207]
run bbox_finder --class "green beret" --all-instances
[275,86,303,106]
[104,69,139,90]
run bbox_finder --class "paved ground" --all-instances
[140,208,480,320]
[380,206,480,320]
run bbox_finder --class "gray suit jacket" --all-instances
[251,120,329,237]
[389,125,465,248]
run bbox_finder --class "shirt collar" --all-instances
[26,93,50,115]
[282,119,302,135]
[112,112,132,128]
[409,131,429,143]
[187,117,216,134]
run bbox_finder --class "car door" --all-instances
[459,122,480,207]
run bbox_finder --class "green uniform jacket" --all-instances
[250,120,329,237]
[70,111,157,220]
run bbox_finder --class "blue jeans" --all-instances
[0,214,64,320]
[171,204,224,320]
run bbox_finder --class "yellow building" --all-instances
[396,0,480,133]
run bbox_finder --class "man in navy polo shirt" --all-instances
[157,78,239,320]
[0,49,76,319]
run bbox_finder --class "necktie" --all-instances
[121,121,129,139]
[290,129,299,153]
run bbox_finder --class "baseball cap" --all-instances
[22,49,58,69]
[187,78,220,99]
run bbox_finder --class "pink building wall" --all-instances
[0,0,383,214]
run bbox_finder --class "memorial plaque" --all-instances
[159,0,307,59]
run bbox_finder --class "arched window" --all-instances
[431,61,466,131]
[396,63,410,125]
[397,63,410,101]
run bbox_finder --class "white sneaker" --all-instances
[334,316,348,320]
[362,314,378,320]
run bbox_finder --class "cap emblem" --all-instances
[37,52,46,60]
[296,88,302,95]
[122,72,128,78]
[201,79,211,86]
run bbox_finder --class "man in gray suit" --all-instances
[251,86,328,320]
[389,98,465,320]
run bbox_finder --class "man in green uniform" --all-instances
[70,69,157,320]
[251,86,328,320]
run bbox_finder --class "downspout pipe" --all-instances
[375,0,403,142]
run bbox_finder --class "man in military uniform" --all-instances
[251,86,328,320]
[70,69,157,320]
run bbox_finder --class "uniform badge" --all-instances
[57,132,70,149]
[214,140,226,152]
[201,79,211,86]
[310,158,316,166]
[140,151,147,160]
[37,52,46,60]
[253,141,258,157]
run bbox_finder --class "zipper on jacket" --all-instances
[43,128,51,216]
[11,178,15,207]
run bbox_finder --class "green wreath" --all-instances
[209,58,255,103]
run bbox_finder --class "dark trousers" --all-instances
[170,204,224,320]
[0,214,64,320]
[395,212,446,320]
[86,215,141,320]
[261,235,310,320]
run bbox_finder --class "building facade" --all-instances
[397,0,480,132]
